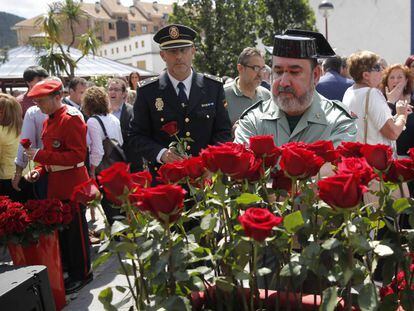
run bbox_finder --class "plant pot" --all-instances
[8,230,66,311]
[191,286,359,310]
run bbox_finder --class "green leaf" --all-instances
[215,276,234,292]
[358,283,379,311]
[110,220,129,235]
[257,267,272,276]
[98,239,110,253]
[98,287,116,311]
[280,262,302,277]
[200,213,217,231]
[93,252,112,269]
[373,244,394,257]
[174,270,190,281]
[115,241,137,253]
[283,210,304,233]
[320,286,338,311]
[392,198,411,214]
[139,248,153,261]
[115,286,126,293]
[235,193,262,205]
[235,271,250,281]
[321,238,340,250]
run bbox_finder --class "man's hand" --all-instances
[161,149,184,164]
[24,170,40,183]
[24,148,39,161]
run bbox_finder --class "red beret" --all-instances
[27,80,63,98]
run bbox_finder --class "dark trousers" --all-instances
[59,204,91,281]
[101,192,124,226]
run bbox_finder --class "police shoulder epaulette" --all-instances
[204,73,223,83]
[240,100,263,120]
[331,99,353,118]
[138,76,159,88]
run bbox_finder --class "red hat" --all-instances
[27,80,63,98]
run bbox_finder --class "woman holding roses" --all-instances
[0,94,23,200]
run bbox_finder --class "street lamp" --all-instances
[318,0,334,41]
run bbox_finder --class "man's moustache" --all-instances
[277,86,295,94]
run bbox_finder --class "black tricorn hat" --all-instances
[153,24,197,50]
[273,29,335,59]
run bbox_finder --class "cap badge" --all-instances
[169,26,179,39]
[52,140,61,148]
[155,98,164,111]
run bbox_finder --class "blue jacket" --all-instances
[316,70,354,101]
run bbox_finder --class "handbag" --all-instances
[92,116,126,174]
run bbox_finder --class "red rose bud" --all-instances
[130,184,186,226]
[157,161,187,184]
[384,158,414,183]
[336,141,364,159]
[271,169,292,193]
[360,144,393,171]
[20,138,32,149]
[307,140,338,163]
[130,171,152,188]
[279,146,324,180]
[71,178,101,205]
[318,173,366,211]
[161,121,179,136]
[337,157,376,186]
[238,207,283,242]
[249,135,276,156]
[97,162,133,205]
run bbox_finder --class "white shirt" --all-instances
[342,86,394,147]
[87,114,123,167]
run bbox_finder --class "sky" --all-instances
[0,0,175,19]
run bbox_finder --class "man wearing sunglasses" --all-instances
[234,29,356,147]
[224,47,271,125]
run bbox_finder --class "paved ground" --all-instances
[1,207,133,311]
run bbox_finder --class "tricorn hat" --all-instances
[153,24,197,50]
[273,29,335,59]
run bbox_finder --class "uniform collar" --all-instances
[49,105,66,119]
[167,69,193,95]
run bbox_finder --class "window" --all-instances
[135,42,138,49]
[110,36,116,41]
[153,26,159,32]
[124,46,127,52]
[116,47,119,53]
[130,23,136,32]
[141,40,145,47]
[129,45,132,51]
[111,48,114,55]
[141,25,148,33]
[137,60,146,69]
[108,22,114,30]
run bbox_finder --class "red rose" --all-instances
[279,146,324,179]
[271,170,292,193]
[20,138,32,149]
[241,158,264,182]
[379,285,394,299]
[384,158,414,183]
[71,178,101,205]
[238,207,283,242]
[336,141,364,158]
[0,206,30,235]
[262,147,282,168]
[157,161,187,184]
[61,203,74,224]
[318,173,366,211]
[97,162,133,205]
[130,184,186,226]
[360,144,393,171]
[130,171,152,188]
[43,210,59,225]
[337,157,376,185]
[307,140,338,163]
[161,121,179,136]
[182,156,205,180]
[249,135,276,156]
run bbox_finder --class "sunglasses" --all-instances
[370,64,382,72]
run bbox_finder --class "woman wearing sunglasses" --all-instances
[342,51,408,150]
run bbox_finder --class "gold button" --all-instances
[160,118,164,122]
[206,115,210,119]
[186,146,191,150]
[185,117,190,123]
[186,131,190,137]
[154,167,158,171]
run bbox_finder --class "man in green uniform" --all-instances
[234,29,356,147]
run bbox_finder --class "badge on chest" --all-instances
[155,98,164,111]
[52,140,61,148]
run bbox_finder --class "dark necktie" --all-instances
[177,82,188,108]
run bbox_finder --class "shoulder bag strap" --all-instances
[363,88,372,143]
[91,115,109,139]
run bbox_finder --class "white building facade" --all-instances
[309,0,412,65]
[98,33,165,74]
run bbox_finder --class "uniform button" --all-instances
[186,131,190,137]
[206,115,210,119]
[160,118,164,122]
[185,117,190,123]
[154,167,158,171]
[186,146,191,150]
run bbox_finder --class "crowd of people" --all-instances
[1,23,414,295]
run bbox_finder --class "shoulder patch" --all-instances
[331,99,353,118]
[138,76,159,88]
[240,100,263,120]
[66,108,82,117]
[204,73,223,83]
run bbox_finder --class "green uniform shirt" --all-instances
[224,77,271,124]
[234,91,357,147]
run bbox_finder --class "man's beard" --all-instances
[272,82,314,116]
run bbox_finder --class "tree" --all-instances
[34,0,100,78]
[169,0,316,76]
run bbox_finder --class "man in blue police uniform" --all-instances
[128,24,232,177]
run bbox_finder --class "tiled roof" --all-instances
[101,0,129,15]
[137,2,173,18]
[80,3,112,20]
[13,15,43,28]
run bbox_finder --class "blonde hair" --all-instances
[347,51,380,83]
[0,93,22,137]
[82,86,109,117]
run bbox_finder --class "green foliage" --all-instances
[169,0,316,76]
